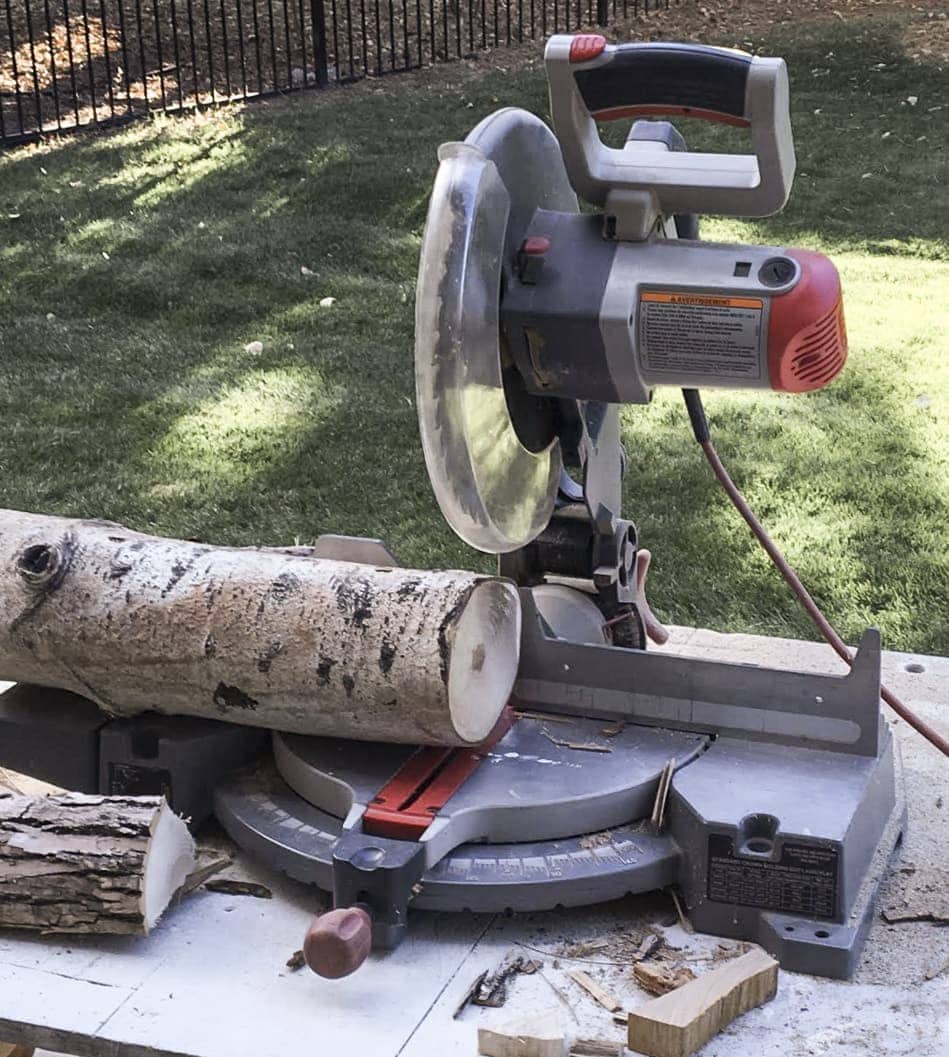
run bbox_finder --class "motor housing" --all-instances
[501,223,847,404]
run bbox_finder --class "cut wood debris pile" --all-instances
[463,892,788,1057]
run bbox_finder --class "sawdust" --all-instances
[579,831,614,850]
[880,865,949,923]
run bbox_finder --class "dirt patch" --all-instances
[2,0,944,141]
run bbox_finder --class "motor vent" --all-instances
[768,248,848,393]
[786,301,847,390]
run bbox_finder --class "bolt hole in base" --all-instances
[815,929,831,939]
[905,662,926,674]
[738,813,779,857]
[784,925,795,933]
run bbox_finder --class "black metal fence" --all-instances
[1,0,663,145]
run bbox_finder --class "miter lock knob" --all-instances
[516,236,550,284]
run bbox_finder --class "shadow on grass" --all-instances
[0,17,945,651]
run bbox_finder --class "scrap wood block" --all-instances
[627,947,778,1057]
[478,1009,566,1057]
[0,1044,33,1057]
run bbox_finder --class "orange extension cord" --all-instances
[682,389,949,759]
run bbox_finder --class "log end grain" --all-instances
[143,801,198,930]
[448,579,521,744]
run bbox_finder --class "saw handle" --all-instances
[567,37,752,127]
[545,33,795,221]
[303,905,373,978]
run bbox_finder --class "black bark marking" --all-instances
[342,674,355,698]
[257,572,301,617]
[212,683,259,712]
[470,643,486,673]
[161,556,196,598]
[333,575,376,629]
[396,578,424,599]
[316,655,336,685]
[436,596,467,687]
[379,640,397,674]
[204,634,217,658]
[257,641,283,673]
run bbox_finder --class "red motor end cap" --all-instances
[303,906,372,979]
[768,249,848,393]
[569,34,607,63]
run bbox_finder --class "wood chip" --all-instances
[633,962,697,997]
[564,938,611,957]
[566,968,622,1012]
[601,720,626,737]
[474,952,542,1007]
[514,710,575,724]
[285,949,306,971]
[454,970,488,1019]
[627,947,779,1057]
[650,758,675,831]
[570,1038,623,1057]
[541,731,612,753]
[204,879,273,899]
[668,888,694,934]
[178,854,234,898]
[632,932,663,962]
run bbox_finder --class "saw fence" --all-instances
[0,509,521,747]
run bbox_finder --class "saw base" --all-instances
[214,708,903,978]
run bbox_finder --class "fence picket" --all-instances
[1,0,625,144]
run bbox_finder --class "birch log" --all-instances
[0,510,521,745]
[0,792,195,934]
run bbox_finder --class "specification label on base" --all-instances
[707,834,838,919]
[639,291,765,380]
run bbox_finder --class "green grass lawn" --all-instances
[1,16,947,654]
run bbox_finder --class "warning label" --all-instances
[639,291,764,380]
[707,835,838,919]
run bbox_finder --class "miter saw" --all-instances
[0,35,903,982]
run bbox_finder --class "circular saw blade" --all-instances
[415,109,579,554]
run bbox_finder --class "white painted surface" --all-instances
[0,629,946,1057]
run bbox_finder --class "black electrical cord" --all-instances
[682,388,949,759]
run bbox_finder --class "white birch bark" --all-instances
[0,510,520,745]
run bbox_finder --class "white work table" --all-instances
[0,629,946,1057]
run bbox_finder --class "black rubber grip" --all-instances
[574,43,751,120]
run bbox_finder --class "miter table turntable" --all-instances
[0,34,904,982]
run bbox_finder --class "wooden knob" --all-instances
[303,906,372,979]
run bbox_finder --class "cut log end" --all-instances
[142,801,198,930]
[448,579,521,744]
[0,793,195,936]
